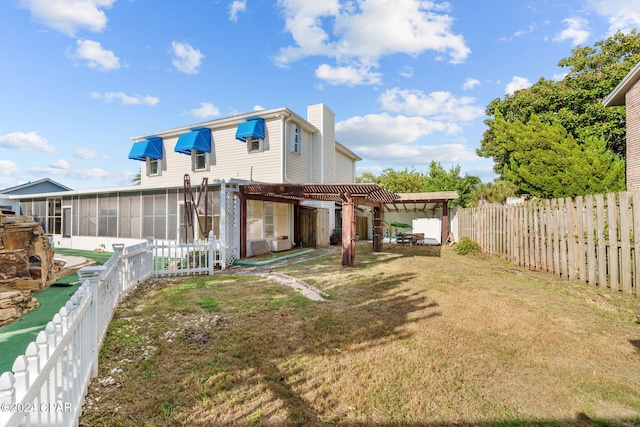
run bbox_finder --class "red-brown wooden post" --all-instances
[342,193,356,266]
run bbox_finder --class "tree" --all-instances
[470,179,518,206]
[493,112,625,198]
[356,162,481,207]
[478,30,640,179]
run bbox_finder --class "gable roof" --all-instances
[0,178,72,195]
[603,61,640,107]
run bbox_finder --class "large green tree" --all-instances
[357,162,481,207]
[478,30,640,182]
[493,112,625,198]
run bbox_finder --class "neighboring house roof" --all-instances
[603,61,640,107]
[0,178,72,195]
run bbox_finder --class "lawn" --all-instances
[79,245,640,426]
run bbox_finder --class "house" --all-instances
[6,104,363,264]
[603,61,640,190]
[0,178,71,216]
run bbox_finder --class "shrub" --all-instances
[455,237,481,255]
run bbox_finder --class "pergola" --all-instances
[238,183,399,266]
[382,191,459,245]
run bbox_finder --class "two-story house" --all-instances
[10,103,361,264]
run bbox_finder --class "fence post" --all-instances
[208,230,215,275]
[87,278,99,378]
[146,237,154,277]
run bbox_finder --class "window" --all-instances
[247,136,263,153]
[47,198,62,234]
[147,158,160,176]
[193,150,208,171]
[291,125,301,154]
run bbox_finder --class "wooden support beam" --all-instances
[341,193,356,266]
[373,205,383,252]
[442,201,449,245]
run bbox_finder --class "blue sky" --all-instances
[1,0,639,190]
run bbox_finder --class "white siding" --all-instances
[335,150,355,183]
[285,123,313,183]
[140,119,283,187]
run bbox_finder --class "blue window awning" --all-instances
[235,118,265,142]
[174,128,212,155]
[128,137,163,161]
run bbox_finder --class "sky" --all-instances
[1,0,640,191]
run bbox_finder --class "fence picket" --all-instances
[633,191,640,297]
[458,190,638,298]
[576,196,586,282]
[607,193,619,292]
[620,192,632,294]
[596,194,607,288]
[585,195,596,286]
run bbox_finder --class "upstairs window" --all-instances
[147,158,160,176]
[246,136,262,153]
[193,150,208,171]
[236,118,266,153]
[291,125,301,154]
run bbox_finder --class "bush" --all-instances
[455,237,481,255]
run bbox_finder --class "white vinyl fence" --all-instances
[0,235,221,427]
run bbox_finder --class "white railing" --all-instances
[153,233,221,276]
[0,235,221,427]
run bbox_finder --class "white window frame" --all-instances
[146,157,161,176]
[246,136,263,153]
[291,125,301,155]
[192,150,209,171]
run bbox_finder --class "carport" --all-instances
[239,183,399,266]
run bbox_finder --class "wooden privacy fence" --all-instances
[458,191,640,298]
[0,235,222,427]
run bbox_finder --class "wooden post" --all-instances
[442,201,449,245]
[341,193,356,267]
[239,193,247,259]
[373,205,383,252]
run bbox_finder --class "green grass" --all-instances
[80,246,640,426]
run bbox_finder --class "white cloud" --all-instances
[19,0,115,36]
[69,39,120,71]
[462,78,480,90]
[336,113,459,149]
[50,159,70,169]
[0,160,21,176]
[354,142,478,165]
[514,23,537,37]
[253,105,266,111]
[73,147,107,159]
[315,63,382,86]
[0,131,55,154]
[229,0,247,21]
[399,66,414,78]
[91,91,159,105]
[171,41,204,74]
[588,0,640,35]
[274,0,470,85]
[554,17,590,46]
[190,102,220,119]
[505,76,531,95]
[28,165,111,180]
[379,88,484,122]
